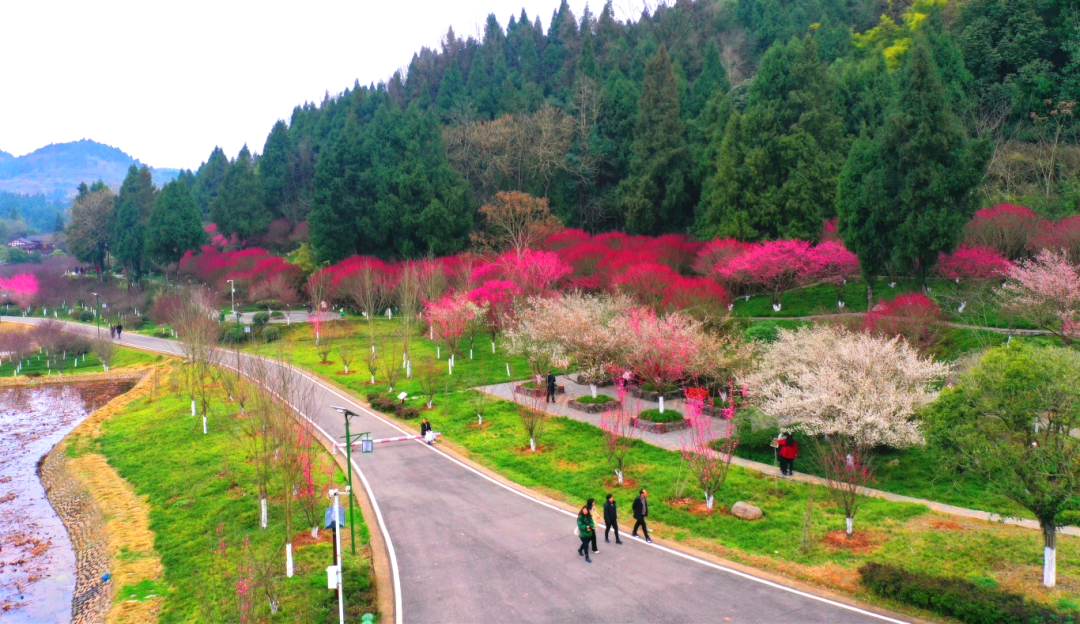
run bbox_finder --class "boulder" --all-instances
[730,501,762,521]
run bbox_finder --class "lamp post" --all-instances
[331,406,362,554]
[227,279,236,314]
[91,292,100,337]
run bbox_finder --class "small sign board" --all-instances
[244,326,251,334]
[396,391,408,401]
[324,505,346,529]
[361,439,374,454]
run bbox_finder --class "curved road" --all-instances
[5,317,909,624]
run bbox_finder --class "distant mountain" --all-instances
[0,139,180,202]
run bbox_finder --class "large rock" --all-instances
[730,501,762,521]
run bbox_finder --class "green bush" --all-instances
[398,407,420,419]
[270,311,284,318]
[576,394,616,405]
[261,325,281,342]
[125,317,146,330]
[253,299,283,310]
[220,324,249,344]
[637,408,683,423]
[78,309,95,323]
[251,312,270,328]
[744,322,781,343]
[859,563,1078,624]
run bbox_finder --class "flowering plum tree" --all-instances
[1029,215,1080,261]
[0,274,39,309]
[963,204,1045,259]
[467,280,520,348]
[998,249,1080,344]
[805,241,858,306]
[861,293,946,353]
[425,293,482,359]
[713,240,812,310]
[662,276,731,321]
[620,308,704,412]
[506,297,571,381]
[680,391,738,510]
[613,262,681,310]
[530,293,631,395]
[600,378,639,484]
[934,245,1012,282]
[692,238,750,276]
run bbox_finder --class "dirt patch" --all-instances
[602,477,639,491]
[668,497,724,515]
[335,371,356,376]
[822,530,877,553]
[466,421,490,430]
[516,444,554,454]
[667,497,695,508]
[318,361,335,366]
[292,529,334,548]
[929,519,966,531]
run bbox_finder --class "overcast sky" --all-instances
[1,0,630,170]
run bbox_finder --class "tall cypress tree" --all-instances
[688,42,729,117]
[260,120,294,221]
[838,40,992,295]
[193,147,229,217]
[620,45,693,234]
[696,36,846,240]
[111,164,155,282]
[146,180,205,281]
[211,146,269,244]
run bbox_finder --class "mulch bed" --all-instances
[668,497,725,516]
[516,444,554,454]
[292,529,334,547]
[335,371,356,376]
[822,530,876,552]
[602,477,639,490]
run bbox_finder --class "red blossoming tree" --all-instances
[713,240,812,310]
[805,241,859,307]
[963,204,1045,259]
[620,308,704,412]
[861,293,945,353]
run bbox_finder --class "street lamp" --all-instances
[227,279,236,314]
[331,406,364,555]
[91,292,100,336]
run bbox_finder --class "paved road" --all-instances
[5,317,908,624]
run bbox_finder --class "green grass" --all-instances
[575,394,616,404]
[0,345,156,378]
[87,379,377,622]
[637,408,683,423]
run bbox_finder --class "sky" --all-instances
[0,0,632,171]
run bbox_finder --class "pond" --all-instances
[0,381,133,622]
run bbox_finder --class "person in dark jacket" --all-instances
[545,371,557,403]
[603,493,622,544]
[109,324,116,339]
[420,418,435,445]
[778,432,798,476]
[576,501,596,563]
[631,489,652,543]
[585,498,600,553]
[115,323,123,340]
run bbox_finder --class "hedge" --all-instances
[859,563,1078,624]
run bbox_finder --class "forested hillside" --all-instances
[174,0,1077,262]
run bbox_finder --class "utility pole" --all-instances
[91,292,100,337]
[332,406,365,554]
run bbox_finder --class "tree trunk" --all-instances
[285,542,294,578]
[705,493,714,510]
[615,469,623,484]
[866,281,874,311]
[529,437,536,452]
[260,498,268,529]
[846,516,854,536]
[1041,517,1057,587]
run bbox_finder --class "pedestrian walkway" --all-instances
[482,374,1080,538]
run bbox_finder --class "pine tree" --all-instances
[688,42,729,117]
[211,146,269,244]
[146,180,205,282]
[260,120,294,221]
[838,40,992,293]
[436,64,466,113]
[194,147,229,217]
[696,36,846,240]
[620,45,694,234]
[52,213,64,233]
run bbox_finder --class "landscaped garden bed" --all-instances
[632,408,687,433]
[631,384,683,402]
[567,394,620,413]
[514,380,565,398]
[574,374,612,387]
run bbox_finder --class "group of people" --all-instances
[575,489,653,562]
[108,323,124,340]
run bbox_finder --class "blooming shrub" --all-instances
[861,292,945,353]
[0,274,39,308]
[935,245,1013,282]
[1029,215,1080,262]
[963,204,1045,260]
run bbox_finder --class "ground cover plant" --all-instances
[84,367,376,623]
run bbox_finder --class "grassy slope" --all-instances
[0,342,157,377]
[88,370,376,622]
[259,320,1078,605]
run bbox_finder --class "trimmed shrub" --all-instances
[637,408,683,423]
[859,563,1078,624]
[220,324,249,344]
[261,325,281,343]
[576,394,616,405]
[251,312,270,328]
[744,322,780,343]
[78,309,95,323]
[254,299,284,310]
[397,407,420,420]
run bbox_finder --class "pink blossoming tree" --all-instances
[998,249,1080,344]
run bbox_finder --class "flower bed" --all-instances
[568,394,620,413]
[631,384,683,402]
[514,382,565,398]
[632,408,687,433]
[574,374,613,387]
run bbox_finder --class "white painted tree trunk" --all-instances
[505,363,511,377]
[286,542,294,578]
[344,365,349,374]
[310,526,319,539]
[437,346,440,359]
[658,396,665,413]
[846,517,853,535]
[430,326,433,340]
[470,348,473,360]
[1045,547,1057,587]
[491,341,496,353]
[406,361,411,378]
[615,469,623,484]
[370,374,375,384]
[529,437,536,452]
[477,414,483,425]
[202,416,207,434]
[590,384,598,398]
[427,400,433,409]
[448,360,452,375]
[191,400,196,416]
[260,498,268,529]
[705,493,714,510]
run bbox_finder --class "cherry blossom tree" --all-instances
[998,249,1080,344]
[425,294,482,359]
[861,293,946,353]
[963,204,1045,259]
[467,280,521,350]
[934,245,1012,282]
[1030,215,1080,261]
[612,262,680,310]
[693,238,750,277]
[0,274,39,310]
[805,241,859,307]
[505,297,571,381]
[620,308,705,412]
[713,240,812,311]
[679,390,739,510]
[600,379,639,484]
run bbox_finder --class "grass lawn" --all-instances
[256,319,1079,607]
[0,339,158,378]
[75,367,377,622]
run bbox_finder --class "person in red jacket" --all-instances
[777,432,798,476]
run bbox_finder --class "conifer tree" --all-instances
[260,120,294,221]
[146,180,205,281]
[838,40,992,295]
[696,36,846,240]
[620,45,693,234]
[211,145,269,244]
[194,147,229,217]
[688,42,729,117]
[111,164,155,282]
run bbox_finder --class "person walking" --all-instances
[585,498,600,554]
[115,323,123,341]
[778,432,798,476]
[631,489,652,543]
[109,324,116,339]
[545,371,557,403]
[420,418,435,445]
[603,494,622,545]
[576,501,596,563]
